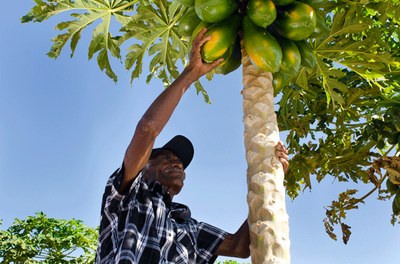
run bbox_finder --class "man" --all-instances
[96,28,289,263]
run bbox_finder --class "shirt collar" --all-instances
[145,180,191,223]
[146,180,172,208]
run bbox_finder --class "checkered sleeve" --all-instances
[195,221,228,264]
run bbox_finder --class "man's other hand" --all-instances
[276,141,289,173]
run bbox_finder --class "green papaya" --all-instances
[243,16,282,72]
[201,14,241,63]
[279,38,301,75]
[295,40,316,68]
[273,71,293,94]
[247,0,277,28]
[274,2,317,40]
[178,8,202,38]
[195,0,238,23]
[215,39,241,75]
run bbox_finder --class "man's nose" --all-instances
[171,161,184,170]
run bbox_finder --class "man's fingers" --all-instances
[275,142,289,173]
[193,28,209,47]
[276,150,289,161]
[210,57,224,68]
[280,158,289,173]
[276,141,287,154]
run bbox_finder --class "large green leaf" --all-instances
[22,0,137,82]
[22,0,212,100]
[120,1,188,85]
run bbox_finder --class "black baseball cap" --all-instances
[150,135,194,169]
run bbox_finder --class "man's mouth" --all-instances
[165,168,185,180]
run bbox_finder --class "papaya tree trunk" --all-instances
[241,44,291,264]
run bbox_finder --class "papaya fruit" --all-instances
[178,8,202,38]
[295,40,316,68]
[175,0,195,6]
[195,0,238,23]
[274,2,317,40]
[386,179,399,194]
[279,38,301,75]
[273,0,295,5]
[273,72,293,94]
[243,16,282,72]
[201,14,241,63]
[215,39,241,75]
[247,0,277,28]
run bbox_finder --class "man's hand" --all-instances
[276,141,289,173]
[184,28,224,81]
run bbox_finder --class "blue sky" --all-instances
[1,1,399,263]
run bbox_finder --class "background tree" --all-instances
[21,0,400,263]
[0,212,98,263]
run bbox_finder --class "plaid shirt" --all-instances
[96,167,227,264]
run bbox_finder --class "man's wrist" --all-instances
[181,66,200,84]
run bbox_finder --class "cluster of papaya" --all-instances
[176,0,327,91]
[386,178,400,216]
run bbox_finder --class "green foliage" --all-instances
[21,0,213,101]
[22,0,400,242]
[0,212,98,263]
[278,0,400,206]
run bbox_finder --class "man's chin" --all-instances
[167,180,184,196]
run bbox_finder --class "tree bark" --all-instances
[241,44,291,264]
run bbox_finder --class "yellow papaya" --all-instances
[243,16,282,72]
[201,14,241,63]
[279,38,301,75]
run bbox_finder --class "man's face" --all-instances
[146,150,186,196]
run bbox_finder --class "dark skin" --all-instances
[120,28,290,259]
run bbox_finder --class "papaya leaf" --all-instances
[194,81,211,104]
[22,0,137,82]
[120,1,200,93]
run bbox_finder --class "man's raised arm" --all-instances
[119,28,223,192]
